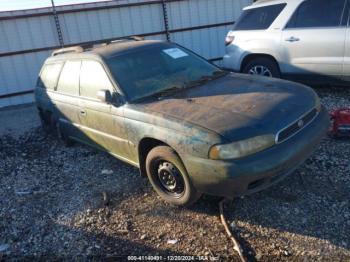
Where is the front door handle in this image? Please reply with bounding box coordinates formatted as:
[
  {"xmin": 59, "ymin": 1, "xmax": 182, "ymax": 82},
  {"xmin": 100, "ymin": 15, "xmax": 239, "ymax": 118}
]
[
  {"xmin": 285, "ymin": 36, "xmax": 300, "ymax": 42},
  {"xmin": 80, "ymin": 110, "xmax": 86, "ymax": 116}
]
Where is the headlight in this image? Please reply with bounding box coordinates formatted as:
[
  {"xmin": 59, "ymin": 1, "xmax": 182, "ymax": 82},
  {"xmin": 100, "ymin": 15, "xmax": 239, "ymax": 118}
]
[
  {"xmin": 209, "ymin": 134, "xmax": 275, "ymax": 160},
  {"xmin": 315, "ymin": 95, "xmax": 321, "ymax": 112}
]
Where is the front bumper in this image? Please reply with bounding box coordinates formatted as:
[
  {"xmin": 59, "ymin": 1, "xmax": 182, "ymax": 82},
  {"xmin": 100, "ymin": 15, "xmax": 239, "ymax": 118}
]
[{"xmin": 182, "ymin": 106, "xmax": 329, "ymax": 198}]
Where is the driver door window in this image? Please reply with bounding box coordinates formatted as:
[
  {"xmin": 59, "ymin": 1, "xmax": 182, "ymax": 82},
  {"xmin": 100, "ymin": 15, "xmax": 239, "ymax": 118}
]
[
  {"xmin": 286, "ymin": 0, "xmax": 346, "ymax": 28},
  {"xmin": 80, "ymin": 60, "xmax": 114, "ymax": 99}
]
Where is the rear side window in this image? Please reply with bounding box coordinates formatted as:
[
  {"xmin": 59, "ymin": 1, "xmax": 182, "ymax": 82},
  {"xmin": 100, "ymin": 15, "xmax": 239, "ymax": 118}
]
[
  {"xmin": 286, "ymin": 0, "xmax": 346, "ymax": 28},
  {"xmin": 56, "ymin": 60, "xmax": 81, "ymax": 95},
  {"xmin": 38, "ymin": 63, "xmax": 63, "ymax": 90},
  {"xmin": 80, "ymin": 60, "xmax": 114, "ymax": 99},
  {"xmin": 234, "ymin": 4, "xmax": 286, "ymax": 30}
]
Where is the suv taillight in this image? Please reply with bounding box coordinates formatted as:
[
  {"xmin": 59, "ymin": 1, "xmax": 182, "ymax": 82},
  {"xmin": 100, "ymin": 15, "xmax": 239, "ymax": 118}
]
[{"xmin": 225, "ymin": 35, "xmax": 235, "ymax": 46}]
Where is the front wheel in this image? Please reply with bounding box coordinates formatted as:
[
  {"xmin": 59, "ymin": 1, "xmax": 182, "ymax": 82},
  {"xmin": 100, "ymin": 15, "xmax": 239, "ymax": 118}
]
[
  {"xmin": 242, "ymin": 57, "xmax": 280, "ymax": 78},
  {"xmin": 146, "ymin": 146, "xmax": 202, "ymax": 207}
]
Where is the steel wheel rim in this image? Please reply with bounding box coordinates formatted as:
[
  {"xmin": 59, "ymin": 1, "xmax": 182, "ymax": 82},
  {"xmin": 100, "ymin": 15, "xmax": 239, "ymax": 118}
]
[
  {"xmin": 156, "ymin": 161, "xmax": 185, "ymax": 197},
  {"xmin": 248, "ymin": 65, "xmax": 272, "ymax": 77}
]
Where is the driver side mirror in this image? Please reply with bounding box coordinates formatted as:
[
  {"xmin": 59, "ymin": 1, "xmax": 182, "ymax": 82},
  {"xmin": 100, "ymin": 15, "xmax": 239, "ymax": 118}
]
[{"xmin": 97, "ymin": 89, "xmax": 112, "ymax": 104}]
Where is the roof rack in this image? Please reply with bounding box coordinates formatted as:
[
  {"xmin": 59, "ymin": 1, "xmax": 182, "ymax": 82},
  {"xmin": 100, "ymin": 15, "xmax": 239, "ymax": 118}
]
[
  {"xmin": 51, "ymin": 36, "xmax": 145, "ymax": 56},
  {"xmin": 252, "ymin": 0, "xmax": 275, "ymax": 4},
  {"xmin": 51, "ymin": 46, "xmax": 84, "ymax": 56},
  {"xmin": 104, "ymin": 36, "xmax": 145, "ymax": 45}
]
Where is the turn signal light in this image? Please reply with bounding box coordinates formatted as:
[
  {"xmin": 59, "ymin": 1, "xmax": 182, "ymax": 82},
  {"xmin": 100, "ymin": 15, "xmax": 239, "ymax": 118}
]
[{"xmin": 225, "ymin": 35, "xmax": 235, "ymax": 46}]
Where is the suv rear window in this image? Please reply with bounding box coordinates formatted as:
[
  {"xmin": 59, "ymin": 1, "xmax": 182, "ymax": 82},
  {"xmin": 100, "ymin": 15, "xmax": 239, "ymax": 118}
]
[
  {"xmin": 38, "ymin": 63, "xmax": 63, "ymax": 90},
  {"xmin": 234, "ymin": 4, "xmax": 286, "ymax": 31},
  {"xmin": 286, "ymin": 0, "xmax": 346, "ymax": 28}
]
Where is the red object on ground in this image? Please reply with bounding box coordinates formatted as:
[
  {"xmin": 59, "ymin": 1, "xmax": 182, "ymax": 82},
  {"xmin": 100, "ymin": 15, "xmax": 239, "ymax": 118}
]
[{"xmin": 329, "ymin": 108, "xmax": 350, "ymax": 137}]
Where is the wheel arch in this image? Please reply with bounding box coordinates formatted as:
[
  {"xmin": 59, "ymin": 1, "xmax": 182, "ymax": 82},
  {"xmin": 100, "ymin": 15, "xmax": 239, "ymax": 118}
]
[
  {"xmin": 240, "ymin": 53, "xmax": 281, "ymax": 73},
  {"xmin": 138, "ymin": 137, "xmax": 171, "ymax": 177},
  {"xmin": 38, "ymin": 107, "xmax": 53, "ymax": 125}
]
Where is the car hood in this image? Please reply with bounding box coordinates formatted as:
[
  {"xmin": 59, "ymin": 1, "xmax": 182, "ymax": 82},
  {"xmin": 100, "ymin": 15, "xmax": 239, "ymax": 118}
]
[{"xmin": 136, "ymin": 73, "xmax": 317, "ymax": 142}]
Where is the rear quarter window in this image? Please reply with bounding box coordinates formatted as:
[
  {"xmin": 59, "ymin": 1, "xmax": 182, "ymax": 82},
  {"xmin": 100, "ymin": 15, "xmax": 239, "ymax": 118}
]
[
  {"xmin": 38, "ymin": 63, "xmax": 63, "ymax": 90},
  {"xmin": 234, "ymin": 4, "xmax": 286, "ymax": 30}
]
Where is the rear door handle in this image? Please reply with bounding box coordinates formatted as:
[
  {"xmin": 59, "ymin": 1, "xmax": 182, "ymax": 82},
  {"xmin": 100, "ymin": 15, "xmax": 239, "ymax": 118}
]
[
  {"xmin": 80, "ymin": 110, "xmax": 86, "ymax": 116},
  {"xmin": 285, "ymin": 36, "xmax": 300, "ymax": 42}
]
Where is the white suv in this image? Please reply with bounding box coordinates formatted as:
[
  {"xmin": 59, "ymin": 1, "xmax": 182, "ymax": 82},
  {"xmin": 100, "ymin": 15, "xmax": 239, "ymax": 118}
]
[{"xmin": 223, "ymin": 0, "xmax": 349, "ymax": 85}]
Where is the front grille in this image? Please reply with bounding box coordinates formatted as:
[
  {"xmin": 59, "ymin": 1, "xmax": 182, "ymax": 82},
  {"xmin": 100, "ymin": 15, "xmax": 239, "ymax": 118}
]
[{"xmin": 277, "ymin": 108, "xmax": 318, "ymax": 143}]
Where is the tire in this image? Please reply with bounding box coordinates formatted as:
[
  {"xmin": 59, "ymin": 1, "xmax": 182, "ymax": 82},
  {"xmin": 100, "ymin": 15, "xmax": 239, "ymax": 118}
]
[
  {"xmin": 39, "ymin": 111, "xmax": 52, "ymax": 133},
  {"xmin": 242, "ymin": 57, "xmax": 281, "ymax": 78},
  {"xmin": 146, "ymin": 146, "xmax": 202, "ymax": 207},
  {"xmin": 54, "ymin": 117, "xmax": 74, "ymax": 147}
]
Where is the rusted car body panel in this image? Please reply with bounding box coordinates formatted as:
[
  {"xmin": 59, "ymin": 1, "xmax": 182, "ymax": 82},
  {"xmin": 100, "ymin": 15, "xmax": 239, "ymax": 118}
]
[
  {"xmin": 182, "ymin": 107, "xmax": 328, "ymax": 197},
  {"xmin": 35, "ymin": 40, "xmax": 329, "ymax": 198},
  {"xmin": 118, "ymin": 74, "xmax": 329, "ymax": 198}
]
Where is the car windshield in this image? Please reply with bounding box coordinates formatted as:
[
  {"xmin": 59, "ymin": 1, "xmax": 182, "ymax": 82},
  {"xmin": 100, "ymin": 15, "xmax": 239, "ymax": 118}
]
[{"xmin": 106, "ymin": 44, "xmax": 221, "ymax": 101}]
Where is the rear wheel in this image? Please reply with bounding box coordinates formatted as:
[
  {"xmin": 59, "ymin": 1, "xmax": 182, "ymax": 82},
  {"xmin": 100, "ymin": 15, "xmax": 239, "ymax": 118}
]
[
  {"xmin": 146, "ymin": 146, "xmax": 201, "ymax": 207},
  {"xmin": 242, "ymin": 57, "xmax": 280, "ymax": 78},
  {"xmin": 39, "ymin": 111, "xmax": 52, "ymax": 133},
  {"xmin": 54, "ymin": 118, "xmax": 74, "ymax": 147}
]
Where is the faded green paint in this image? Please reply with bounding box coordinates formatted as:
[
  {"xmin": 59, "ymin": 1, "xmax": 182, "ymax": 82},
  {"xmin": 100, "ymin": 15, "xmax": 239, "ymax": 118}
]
[{"xmin": 35, "ymin": 40, "xmax": 329, "ymax": 198}]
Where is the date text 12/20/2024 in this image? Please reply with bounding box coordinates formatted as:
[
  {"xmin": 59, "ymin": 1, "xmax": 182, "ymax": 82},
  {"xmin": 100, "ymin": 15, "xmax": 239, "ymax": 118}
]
[{"xmin": 127, "ymin": 255, "xmax": 219, "ymax": 261}]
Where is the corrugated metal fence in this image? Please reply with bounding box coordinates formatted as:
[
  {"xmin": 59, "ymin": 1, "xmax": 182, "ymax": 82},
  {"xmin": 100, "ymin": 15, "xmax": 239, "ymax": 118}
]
[{"xmin": 0, "ymin": 0, "xmax": 251, "ymax": 108}]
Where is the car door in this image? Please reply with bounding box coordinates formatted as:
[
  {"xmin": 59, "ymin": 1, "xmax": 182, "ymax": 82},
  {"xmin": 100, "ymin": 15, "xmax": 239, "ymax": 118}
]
[
  {"xmin": 54, "ymin": 60, "xmax": 84, "ymax": 140},
  {"xmin": 344, "ymin": 30, "xmax": 350, "ymax": 80},
  {"xmin": 78, "ymin": 59, "xmax": 133, "ymax": 162},
  {"xmin": 280, "ymin": 0, "xmax": 347, "ymax": 79},
  {"xmin": 342, "ymin": 1, "xmax": 350, "ymax": 80}
]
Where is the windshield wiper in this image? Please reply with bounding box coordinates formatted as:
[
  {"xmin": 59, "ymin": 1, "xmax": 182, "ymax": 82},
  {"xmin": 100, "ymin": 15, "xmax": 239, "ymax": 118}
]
[
  {"xmin": 185, "ymin": 70, "xmax": 229, "ymax": 88},
  {"xmin": 132, "ymin": 86, "xmax": 183, "ymax": 102},
  {"xmin": 134, "ymin": 70, "xmax": 230, "ymax": 102},
  {"xmin": 185, "ymin": 76, "xmax": 212, "ymax": 88},
  {"xmin": 155, "ymin": 85, "xmax": 185, "ymax": 98},
  {"xmin": 212, "ymin": 70, "xmax": 230, "ymax": 78}
]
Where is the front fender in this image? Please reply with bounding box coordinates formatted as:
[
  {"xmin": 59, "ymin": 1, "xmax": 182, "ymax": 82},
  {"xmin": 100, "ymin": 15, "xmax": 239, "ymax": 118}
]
[{"xmin": 123, "ymin": 107, "xmax": 225, "ymax": 163}]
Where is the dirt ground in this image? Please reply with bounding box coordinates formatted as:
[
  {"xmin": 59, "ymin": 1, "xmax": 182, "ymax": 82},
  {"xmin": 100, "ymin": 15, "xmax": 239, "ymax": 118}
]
[{"xmin": 0, "ymin": 87, "xmax": 349, "ymax": 261}]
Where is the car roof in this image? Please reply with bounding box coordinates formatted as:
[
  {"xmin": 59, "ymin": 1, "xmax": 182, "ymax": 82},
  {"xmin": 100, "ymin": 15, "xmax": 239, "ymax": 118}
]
[
  {"xmin": 45, "ymin": 39, "xmax": 170, "ymax": 63},
  {"xmin": 92, "ymin": 40, "xmax": 168, "ymax": 59}
]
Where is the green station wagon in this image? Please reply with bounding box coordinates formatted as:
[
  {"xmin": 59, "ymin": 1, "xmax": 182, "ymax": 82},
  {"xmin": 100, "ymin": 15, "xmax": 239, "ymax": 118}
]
[{"xmin": 35, "ymin": 38, "xmax": 329, "ymax": 206}]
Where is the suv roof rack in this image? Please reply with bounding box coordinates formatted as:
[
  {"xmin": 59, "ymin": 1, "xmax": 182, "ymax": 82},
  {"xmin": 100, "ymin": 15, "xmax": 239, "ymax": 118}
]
[{"xmin": 51, "ymin": 36, "xmax": 145, "ymax": 57}]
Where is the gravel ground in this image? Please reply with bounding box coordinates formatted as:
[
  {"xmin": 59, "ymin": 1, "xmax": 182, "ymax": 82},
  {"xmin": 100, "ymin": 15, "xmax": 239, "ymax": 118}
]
[
  {"xmin": 0, "ymin": 104, "xmax": 39, "ymax": 138},
  {"xmin": 0, "ymin": 87, "xmax": 349, "ymax": 261}
]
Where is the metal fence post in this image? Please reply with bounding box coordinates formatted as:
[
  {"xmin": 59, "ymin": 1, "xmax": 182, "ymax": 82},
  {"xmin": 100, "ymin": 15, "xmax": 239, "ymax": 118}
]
[
  {"xmin": 161, "ymin": 0, "xmax": 171, "ymax": 42},
  {"xmin": 51, "ymin": 0, "xmax": 64, "ymax": 47}
]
